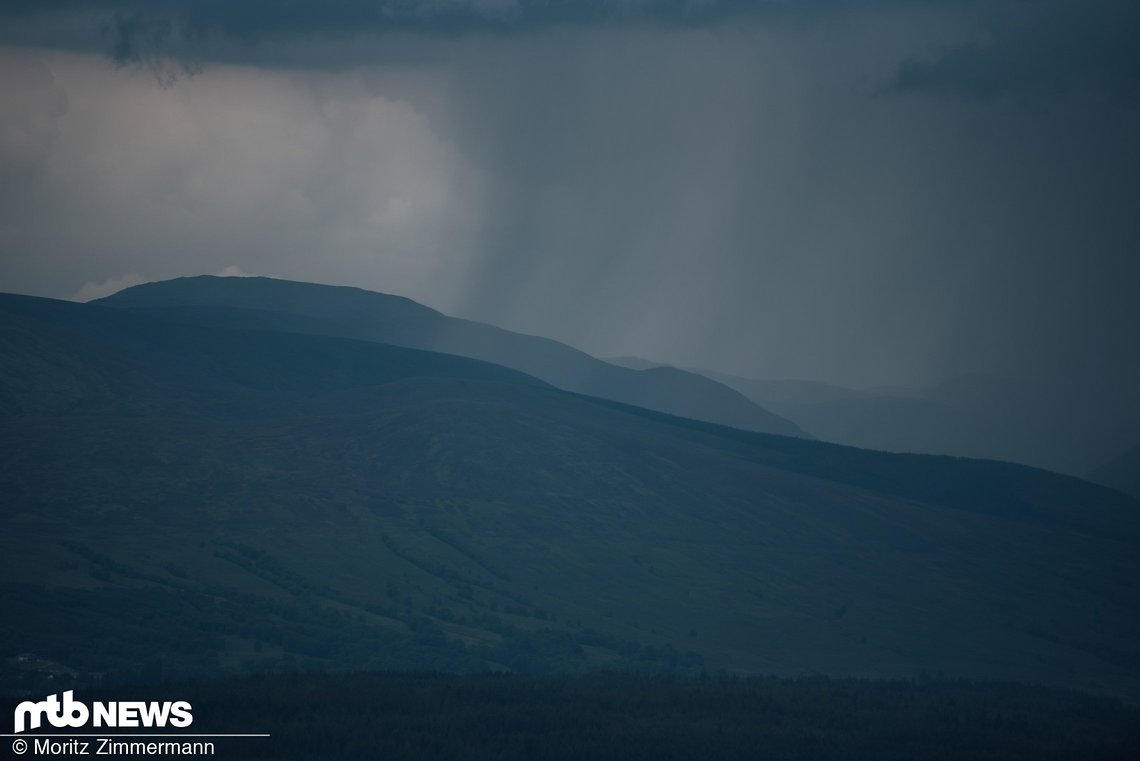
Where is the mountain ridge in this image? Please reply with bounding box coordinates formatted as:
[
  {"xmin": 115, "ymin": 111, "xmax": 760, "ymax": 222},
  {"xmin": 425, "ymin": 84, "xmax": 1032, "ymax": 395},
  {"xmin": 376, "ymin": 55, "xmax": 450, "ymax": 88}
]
[
  {"xmin": 674, "ymin": 365, "xmax": 1133, "ymax": 475},
  {"xmin": 3, "ymin": 291, "xmax": 1139, "ymax": 699},
  {"xmin": 94, "ymin": 276, "xmax": 808, "ymax": 439},
  {"xmin": 1088, "ymin": 444, "xmax": 1140, "ymax": 501}
]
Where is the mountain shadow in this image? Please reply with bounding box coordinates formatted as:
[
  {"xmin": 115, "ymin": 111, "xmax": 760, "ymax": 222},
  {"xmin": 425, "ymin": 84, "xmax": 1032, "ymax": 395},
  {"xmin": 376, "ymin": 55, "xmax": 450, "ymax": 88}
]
[
  {"xmin": 94, "ymin": 276, "xmax": 807, "ymax": 438},
  {"xmin": 1088, "ymin": 444, "xmax": 1140, "ymax": 500},
  {"xmin": 2, "ymin": 292, "xmax": 1139, "ymax": 701},
  {"xmin": 693, "ymin": 367, "xmax": 1134, "ymax": 476}
]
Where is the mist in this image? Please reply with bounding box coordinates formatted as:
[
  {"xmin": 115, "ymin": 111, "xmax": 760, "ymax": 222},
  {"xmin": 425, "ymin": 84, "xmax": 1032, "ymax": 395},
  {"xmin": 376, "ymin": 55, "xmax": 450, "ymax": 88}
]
[
  {"xmin": 1, "ymin": 0, "xmax": 1138, "ymax": 448},
  {"xmin": 5, "ymin": 3, "xmax": 1140, "ymax": 740}
]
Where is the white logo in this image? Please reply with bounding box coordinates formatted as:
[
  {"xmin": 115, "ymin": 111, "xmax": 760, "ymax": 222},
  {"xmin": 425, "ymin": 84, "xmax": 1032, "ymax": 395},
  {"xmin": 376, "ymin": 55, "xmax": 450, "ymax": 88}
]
[{"xmin": 13, "ymin": 691, "xmax": 193, "ymax": 734}]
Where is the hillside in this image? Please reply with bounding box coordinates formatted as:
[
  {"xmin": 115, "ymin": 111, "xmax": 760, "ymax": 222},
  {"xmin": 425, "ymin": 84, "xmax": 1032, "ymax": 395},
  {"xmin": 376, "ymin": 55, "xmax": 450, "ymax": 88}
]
[
  {"xmin": 695, "ymin": 369, "xmax": 875, "ymax": 406},
  {"xmin": 764, "ymin": 396, "xmax": 1022, "ymax": 462},
  {"xmin": 603, "ymin": 355, "xmax": 665, "ymax": 372},
  {"xmin": 95, "ymin": 276, "xmax": 806, "ymax": 438},
  {"xmin": 1089, "ymin": 445, "xmax": 1140, "ymax": 500},
  {"xmin": 696, "ymin": 368, "xmax": 1130, "ymax": 475},
  {"xmin": 0, "ymin": 293, "xmax": 547, "ymax": 418},
  {"xmin": 2, "ymin": 293, "xmax": 1139, "ymax": 701}
]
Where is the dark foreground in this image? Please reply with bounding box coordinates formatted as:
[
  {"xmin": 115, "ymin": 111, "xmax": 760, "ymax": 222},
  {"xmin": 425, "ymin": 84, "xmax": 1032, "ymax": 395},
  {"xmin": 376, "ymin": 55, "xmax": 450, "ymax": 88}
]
[{"xmin": 5, "ymin": 672, "xmax": 1139, "ymax": 760}]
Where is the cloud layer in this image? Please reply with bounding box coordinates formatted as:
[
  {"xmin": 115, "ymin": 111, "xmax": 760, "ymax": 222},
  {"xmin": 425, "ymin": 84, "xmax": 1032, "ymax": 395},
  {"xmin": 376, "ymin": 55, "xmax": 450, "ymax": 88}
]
[
  {"xmin": 1, "ymin": 1, "xmax": 1138, "ymax": 464},
  {"xmin": 2, "ymin": 1, "xmax": 1138, "ymax": 99}
]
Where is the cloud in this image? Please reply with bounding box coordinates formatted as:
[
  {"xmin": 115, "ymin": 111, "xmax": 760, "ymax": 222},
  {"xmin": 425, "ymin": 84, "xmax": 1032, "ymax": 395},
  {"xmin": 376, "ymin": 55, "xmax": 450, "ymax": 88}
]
[
  {"xmin": 0, "ymin": 47, "xmax": 484, "ymax": 310},
  {"xmin": 2, "ymin": 6, "xmax": 1138, "ymax": 465},
  {"xmin": 0, "ymin": 0, "xmax": 771, "ymax": 64},
  {"xmin": 887, "ymin": 0, "xmax": 1140, "ymax": 98},
  {"xmin": 3, "ymin": 1, "xmax": 1138, "ymax": 100},
  {"xmin": 213, "ymin": 265, "xmax": 258, "ymax": 278},
  {"xmin": 71, "ymin": 272, "xmax": 147, "ymax": 302}
]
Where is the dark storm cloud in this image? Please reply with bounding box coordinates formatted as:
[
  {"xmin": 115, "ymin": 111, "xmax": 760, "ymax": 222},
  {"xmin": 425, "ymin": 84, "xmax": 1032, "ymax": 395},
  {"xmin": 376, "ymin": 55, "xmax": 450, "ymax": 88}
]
[
  {"xmin": 3, "ymin": 0, "xmax": 774, "ymax": 34},
  {"xmin": 1, "ymin": 0, "xmax": 775, "ymax": 61},
  {"xmin": 0, "ymin": 1, "xmax": 792, "ymax": 78},
  {"xmin": 889, "ymin": 0, "xmax": 1140, "ymax": 98},
  {"xmin": 1, "ymin": 0, "xmax": 1138, "ymax": 472},
  {"xmin": 4, "ymin": 1, "xmax": 1138, "ymax": 100}
]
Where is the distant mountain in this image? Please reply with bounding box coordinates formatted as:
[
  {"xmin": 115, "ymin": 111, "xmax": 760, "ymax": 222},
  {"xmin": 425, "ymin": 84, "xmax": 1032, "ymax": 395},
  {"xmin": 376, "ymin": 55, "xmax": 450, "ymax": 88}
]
[
  {"xmin": 606, "ymin": 360, "xmax": 876, "ymax": 406},
  {"xmin": 1088, "ymin": 445, "xmax": 1140, "ymax": 500},
  {"xmin": 694, "ymin": 368, "xmax": 1133, "ymax": 475},
  {"xmin": 696, "ymin": 370, "xmax": 873, "ymax": 406},
  {"xmin": 3, "ymin": 293, "xmax": 1139, "ymax": 699},
  {"xmin": 765, "ymin": 396, "xmax": 1033, "ymax": 460},
  {"xmin": 95, "ymin": 276, "xmax": 806, "ymax": 438},
  {"xmin": 683, "ymin": 369, "xmax": 1023, "ymax": 463},
  {"xmin": 603, "ymin": 356, "xmax": 666, "ymax": 372},
  {"xmin": 901, "ymin": 373, "xmax": 1140, "ymax": 475}
]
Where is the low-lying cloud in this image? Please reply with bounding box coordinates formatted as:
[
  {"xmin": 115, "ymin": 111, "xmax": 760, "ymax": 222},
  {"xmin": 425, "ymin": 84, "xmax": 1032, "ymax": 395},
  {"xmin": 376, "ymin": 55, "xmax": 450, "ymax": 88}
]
[{"xmin": 1, "ymin": 0, "xmax": 1138, "ymax": 465}]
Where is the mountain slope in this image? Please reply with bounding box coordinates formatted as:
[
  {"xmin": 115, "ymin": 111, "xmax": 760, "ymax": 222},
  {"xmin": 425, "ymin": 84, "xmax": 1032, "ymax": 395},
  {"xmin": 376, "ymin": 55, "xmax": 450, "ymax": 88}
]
[
  {"xmin": 2, "ymin": 293, "xmax": 1139, "ymax": 700},
  {"xmin": 603, "ymin": 355, "xmax": 665, "ymax": 372},
  {"xmin": 764, "ymin": 396, "xmax": 1018, "ymax": 459},
  {"xmin": 94, "ymin": 276, "xmax": 807, "ymax": 438},
  {"xmin": 696, "ymin": 368, "xmax": 1124, "ymax": 475},
  {"xmin": 1088, "ymin": 445, "xmax": 1140, "ymax": 500},
  {"xmin": 695, "ymin": 369, "xmax": 874, "ymax": 406},
  {"xmin": 0, "ymin": 293, "xmax": 547, "ymax": 417}
]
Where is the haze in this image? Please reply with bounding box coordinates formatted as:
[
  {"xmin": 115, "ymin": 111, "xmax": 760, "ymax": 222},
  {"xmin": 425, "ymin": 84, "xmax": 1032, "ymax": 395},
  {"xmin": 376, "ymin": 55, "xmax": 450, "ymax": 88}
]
[{"xmin": 1, "ymin": 0, "xmax": 1138, "ymax": 457}]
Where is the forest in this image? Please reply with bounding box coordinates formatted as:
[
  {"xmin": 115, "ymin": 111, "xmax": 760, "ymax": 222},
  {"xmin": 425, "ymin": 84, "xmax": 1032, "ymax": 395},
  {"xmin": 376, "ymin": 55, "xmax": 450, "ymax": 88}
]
[{"xmin": 5, "ymin": 672, "xmax": 1140, "ymax": 760}]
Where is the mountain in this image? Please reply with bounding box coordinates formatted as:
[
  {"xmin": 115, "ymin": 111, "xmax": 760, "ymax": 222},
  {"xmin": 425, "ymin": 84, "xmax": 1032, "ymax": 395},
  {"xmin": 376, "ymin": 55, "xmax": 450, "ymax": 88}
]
[
  {"xmin": 3, "ymin": 292, "xmax": 1139, "ymax": 699},
  {"xmin": 93, "ymin": 276, "xmax": 806, "ymax": 439},
  {"xmin": 0, "ymin": 292, "xmax": 547, "ymax": 418},
  {"xmin": 694, "ymin": 370, "xmax": 873, "ymax": 406},
  {"xmin": 604, "ymin": 355, "xmax": 667, "ymax": 372},
  {"xmin": 921, "ymin": 374, "xmax": 1140, "ymax": 475},
  {"xmin": 695, "ymin": 368, "xmax": 1134, "ymax": 475},
  {"xmin": 606, "ymin": 361, "xmax": 883, "ymax": 407},
  {"xmin": 765, "ymin": 396, "xmax": 1026, "ymax": 459},
  {"xmin": 680, "ymin": 369, "xmax": 1046, "ymax": 466},
  {"xmin": 1088, "ymin": 445, "xmax": 1140, "ymax": 500}
]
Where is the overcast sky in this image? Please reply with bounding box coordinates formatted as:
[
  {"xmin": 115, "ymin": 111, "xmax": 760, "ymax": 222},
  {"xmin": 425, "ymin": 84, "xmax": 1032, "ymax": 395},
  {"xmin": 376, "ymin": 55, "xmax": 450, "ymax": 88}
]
[{"xmin": 1, "ymin": 1, "xmax": 1137, "ymax": 414}]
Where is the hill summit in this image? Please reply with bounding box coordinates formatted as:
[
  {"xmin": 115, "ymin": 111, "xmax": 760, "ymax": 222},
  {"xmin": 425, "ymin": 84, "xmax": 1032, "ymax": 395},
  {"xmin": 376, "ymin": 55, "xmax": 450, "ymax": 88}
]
[
  {"xmin": 1, "ymin": 287, "xmax": 1138, "ymax": 700},
  {"xmin": 97, "ymin": 276, "xmax": 807, "ymax": 438}
]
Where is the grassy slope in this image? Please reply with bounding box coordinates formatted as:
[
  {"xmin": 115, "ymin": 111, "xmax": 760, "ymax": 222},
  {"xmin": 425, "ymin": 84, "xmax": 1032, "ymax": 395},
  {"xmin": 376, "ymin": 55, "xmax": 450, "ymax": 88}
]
[
  {"xmin": 95, "ymin": 275, "xmax": 807, "ymax": 438},
  {"xmin": 1, "ymin": 294, "xmax": 1138, "ymax": 700}
]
